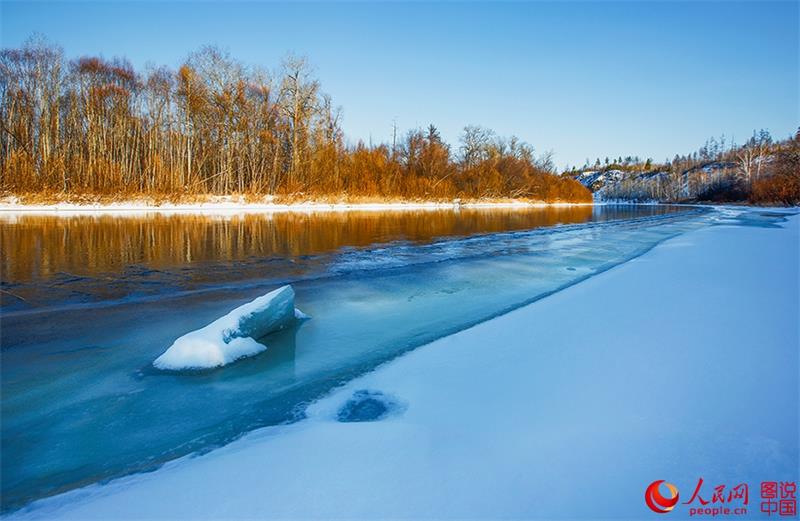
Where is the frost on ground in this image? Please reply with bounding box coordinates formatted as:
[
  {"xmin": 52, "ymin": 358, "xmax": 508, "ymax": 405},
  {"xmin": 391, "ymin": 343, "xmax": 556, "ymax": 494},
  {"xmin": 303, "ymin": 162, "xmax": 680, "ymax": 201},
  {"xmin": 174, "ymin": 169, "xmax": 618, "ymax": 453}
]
[
  {"xmin": 11, "ymin": 210, "xmax": 798, "ymax": 520},
  {"xmin": 153, "ymin": 285, "xmax": 307, "ymax": 370}
]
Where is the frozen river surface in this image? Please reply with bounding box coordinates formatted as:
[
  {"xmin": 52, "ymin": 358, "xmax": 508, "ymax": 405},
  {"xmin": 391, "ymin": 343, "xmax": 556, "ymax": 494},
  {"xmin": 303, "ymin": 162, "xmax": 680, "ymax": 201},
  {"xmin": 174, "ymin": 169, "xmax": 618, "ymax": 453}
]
[{"xmin": 1, "ymin": 205, "xmax": 708, "ymax": 511}]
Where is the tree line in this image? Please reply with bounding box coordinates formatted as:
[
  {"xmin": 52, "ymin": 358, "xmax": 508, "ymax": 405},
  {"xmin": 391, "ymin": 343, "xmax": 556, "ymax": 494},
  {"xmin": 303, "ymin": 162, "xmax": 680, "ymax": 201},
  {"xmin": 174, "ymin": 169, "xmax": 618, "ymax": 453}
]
[{"xmin": 0, "ymin": 36, "xmax": 591, "ymax": 203}]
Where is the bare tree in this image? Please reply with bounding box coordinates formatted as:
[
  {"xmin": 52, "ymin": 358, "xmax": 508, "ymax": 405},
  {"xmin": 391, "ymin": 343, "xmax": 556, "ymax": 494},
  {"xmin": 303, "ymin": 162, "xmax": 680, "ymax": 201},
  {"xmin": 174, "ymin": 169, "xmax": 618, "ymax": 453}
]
[
  {"xmin": 279, "ymin": 55, "xmax": 319, "ymax": 190},
  {"xmin": 459, "ymin": 125, "xmax": 493, "ymax": 168}
]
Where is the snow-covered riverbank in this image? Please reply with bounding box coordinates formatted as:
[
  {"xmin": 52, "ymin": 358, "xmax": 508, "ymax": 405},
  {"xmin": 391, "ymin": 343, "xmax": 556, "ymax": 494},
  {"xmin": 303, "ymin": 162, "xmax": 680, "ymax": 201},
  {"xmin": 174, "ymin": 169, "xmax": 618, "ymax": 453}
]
[
  {"xmin": 0, "ymin": 195, "xmax": 590, "ymax": 216},
  {"xmin": 8, "ymin": 209, "xmax": 798, "ymax": 520}
]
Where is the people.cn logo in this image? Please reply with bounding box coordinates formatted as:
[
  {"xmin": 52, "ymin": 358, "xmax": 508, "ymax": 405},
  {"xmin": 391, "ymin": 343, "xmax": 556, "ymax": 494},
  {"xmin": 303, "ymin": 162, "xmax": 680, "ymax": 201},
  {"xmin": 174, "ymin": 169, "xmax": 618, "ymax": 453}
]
[{"xmin": 645, "ymin": 480, "xmax": 680, "ymax": 514}]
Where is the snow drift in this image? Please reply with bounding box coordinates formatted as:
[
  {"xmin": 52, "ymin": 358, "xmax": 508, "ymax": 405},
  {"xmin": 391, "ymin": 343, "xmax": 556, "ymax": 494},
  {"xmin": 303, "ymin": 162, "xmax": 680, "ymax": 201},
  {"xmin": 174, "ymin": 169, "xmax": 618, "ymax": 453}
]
[{"xmin": 153, "ymin": 285, "xmax": 307, "ymax": 370}]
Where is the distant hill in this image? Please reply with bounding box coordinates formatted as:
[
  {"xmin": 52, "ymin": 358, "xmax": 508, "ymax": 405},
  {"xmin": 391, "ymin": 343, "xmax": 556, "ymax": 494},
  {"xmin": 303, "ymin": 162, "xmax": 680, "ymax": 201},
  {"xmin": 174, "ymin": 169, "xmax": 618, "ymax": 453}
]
[
  {"xmin": 572, "ymin": 161, "xmax": 741, "ymax": 202},
  {"xmin": 567, "ymin": 130, "xmax": 798, "ymax": 205}
]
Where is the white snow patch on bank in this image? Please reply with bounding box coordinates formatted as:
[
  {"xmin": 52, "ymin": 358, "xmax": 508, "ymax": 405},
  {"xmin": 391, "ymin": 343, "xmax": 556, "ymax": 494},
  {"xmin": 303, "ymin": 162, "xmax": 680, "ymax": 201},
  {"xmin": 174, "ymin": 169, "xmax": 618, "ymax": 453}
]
[
  {"xmin": 153, "ymin": 285, "xmax": 305, "ymax": 370},
  {"xmin": 11, "ymin": 211, "xmax": 799, "ymax": 519},
  {"xmin": 0, "ymin": 195, "xmax": 590, "ymax": 218}
]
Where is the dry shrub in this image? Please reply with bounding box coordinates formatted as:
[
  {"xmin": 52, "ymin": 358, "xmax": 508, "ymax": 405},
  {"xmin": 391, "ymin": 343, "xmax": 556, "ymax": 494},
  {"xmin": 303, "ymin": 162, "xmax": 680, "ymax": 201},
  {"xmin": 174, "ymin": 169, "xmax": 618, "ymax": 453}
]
[
  {"xmin": 751, "ymin": 175, "xmax": 800, "ymax": 206},
  {"xmin": 751, "ymin": 133, "xmax": 800, "ymax": 206}
]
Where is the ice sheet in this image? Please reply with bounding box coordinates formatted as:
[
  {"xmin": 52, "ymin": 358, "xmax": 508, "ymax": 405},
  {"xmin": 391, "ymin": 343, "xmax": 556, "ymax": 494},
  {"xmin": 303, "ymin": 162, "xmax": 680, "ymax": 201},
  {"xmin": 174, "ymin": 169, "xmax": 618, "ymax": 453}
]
[{"xmin": 10, "ymin": 209, "xmax": 797, "ymax": 520}]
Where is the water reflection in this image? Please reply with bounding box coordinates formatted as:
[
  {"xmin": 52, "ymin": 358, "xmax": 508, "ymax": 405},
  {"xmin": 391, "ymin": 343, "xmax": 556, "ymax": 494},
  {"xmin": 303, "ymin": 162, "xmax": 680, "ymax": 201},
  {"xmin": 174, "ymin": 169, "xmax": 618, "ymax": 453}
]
[{"xmin": 1, "ymin": 205, "xmax": 685, "ymax": 311}]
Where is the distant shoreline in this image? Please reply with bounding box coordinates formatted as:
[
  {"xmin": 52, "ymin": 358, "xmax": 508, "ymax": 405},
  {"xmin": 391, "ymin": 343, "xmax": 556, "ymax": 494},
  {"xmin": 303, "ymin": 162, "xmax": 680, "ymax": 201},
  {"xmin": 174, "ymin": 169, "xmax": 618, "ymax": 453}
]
[{"xmin": 0, "ymin": 196, "xmax": 596, "ymax": 215}]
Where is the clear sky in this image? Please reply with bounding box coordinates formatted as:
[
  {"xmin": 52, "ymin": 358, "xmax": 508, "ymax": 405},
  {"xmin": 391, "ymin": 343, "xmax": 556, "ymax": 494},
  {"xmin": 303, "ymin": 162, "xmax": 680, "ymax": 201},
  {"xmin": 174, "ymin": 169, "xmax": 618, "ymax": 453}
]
[{"xmin": 2, "ymin": 1, "xmax": 798, "ymax": 168}]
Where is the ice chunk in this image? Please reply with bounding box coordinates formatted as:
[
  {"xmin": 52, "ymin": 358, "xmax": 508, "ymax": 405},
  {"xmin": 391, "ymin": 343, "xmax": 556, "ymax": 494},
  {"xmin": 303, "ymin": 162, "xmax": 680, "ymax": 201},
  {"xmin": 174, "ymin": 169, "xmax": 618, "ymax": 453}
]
[{"xmin": 153, "ymin": 285, "xmax": 306, "ymax": 370}]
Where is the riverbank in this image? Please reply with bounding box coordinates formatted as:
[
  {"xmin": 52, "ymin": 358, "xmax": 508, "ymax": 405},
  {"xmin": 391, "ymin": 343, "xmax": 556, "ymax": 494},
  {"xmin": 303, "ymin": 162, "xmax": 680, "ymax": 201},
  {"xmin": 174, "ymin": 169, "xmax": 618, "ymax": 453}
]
[
  {"xmin": 8, "ymin": 208, "xmax": 797, "ymax": 520},
  {"xmin": 0, "ymin": 194, "xmax": 592, "ymax": 214}
]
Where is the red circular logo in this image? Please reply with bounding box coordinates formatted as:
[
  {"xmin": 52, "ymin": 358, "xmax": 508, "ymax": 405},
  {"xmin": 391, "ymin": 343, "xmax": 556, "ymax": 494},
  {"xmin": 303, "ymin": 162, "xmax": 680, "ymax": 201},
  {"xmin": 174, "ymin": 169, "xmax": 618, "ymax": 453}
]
[{"xmin": 645, "ymin": 480, "xmax": 680, "ymax": 514}]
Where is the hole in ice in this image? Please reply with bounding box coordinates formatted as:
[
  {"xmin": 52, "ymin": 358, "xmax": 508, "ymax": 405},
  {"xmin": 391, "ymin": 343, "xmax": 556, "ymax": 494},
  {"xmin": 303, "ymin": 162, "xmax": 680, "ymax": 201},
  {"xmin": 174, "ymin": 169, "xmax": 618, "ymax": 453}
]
[
  {"xmin": 337, "ymin": 390, "xmax": 405, "ymax": 422},
  {"xmin": 566, "ymin": 267, "xmax": 576, "ymax": 271}
]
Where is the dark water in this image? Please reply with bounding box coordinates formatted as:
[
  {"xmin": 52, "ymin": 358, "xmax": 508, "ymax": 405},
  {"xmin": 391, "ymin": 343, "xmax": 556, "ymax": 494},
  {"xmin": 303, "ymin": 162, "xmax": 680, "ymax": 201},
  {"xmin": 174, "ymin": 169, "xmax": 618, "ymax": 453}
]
[
  {"xmin": 1, "ymin": 205, "xmax": 683, "ymax": 313},
  {"xmin": 0, "ymin": 204, "xmax": 705, "ymax": 512}
]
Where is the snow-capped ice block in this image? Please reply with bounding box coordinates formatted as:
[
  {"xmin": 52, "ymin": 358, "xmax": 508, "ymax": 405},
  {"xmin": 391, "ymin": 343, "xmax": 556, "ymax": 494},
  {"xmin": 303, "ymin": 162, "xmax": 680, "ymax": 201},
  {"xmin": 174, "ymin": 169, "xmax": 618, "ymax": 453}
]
[{"xmin": 153, "ymin": 285, "xmax": 306, "ymax": 370}]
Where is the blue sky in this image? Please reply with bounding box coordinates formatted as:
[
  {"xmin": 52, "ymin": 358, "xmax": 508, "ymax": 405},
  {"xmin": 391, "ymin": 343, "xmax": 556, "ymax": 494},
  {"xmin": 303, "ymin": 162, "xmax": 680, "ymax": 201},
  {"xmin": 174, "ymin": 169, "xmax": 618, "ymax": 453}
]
[{"xmin": 2, "ymin": 1, "xmax": 797, "ymax": 168}]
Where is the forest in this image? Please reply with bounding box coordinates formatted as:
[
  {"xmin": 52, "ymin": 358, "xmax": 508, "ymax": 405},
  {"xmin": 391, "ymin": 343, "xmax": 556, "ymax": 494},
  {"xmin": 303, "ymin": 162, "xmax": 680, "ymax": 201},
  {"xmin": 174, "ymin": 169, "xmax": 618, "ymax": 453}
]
[
  {"xmin": 568, "ymin": 129, "xmax": 800, "ymax": 205},
  {"xmin": 0, "ymin": 37, "xmax": 591, "ymax": 203}
]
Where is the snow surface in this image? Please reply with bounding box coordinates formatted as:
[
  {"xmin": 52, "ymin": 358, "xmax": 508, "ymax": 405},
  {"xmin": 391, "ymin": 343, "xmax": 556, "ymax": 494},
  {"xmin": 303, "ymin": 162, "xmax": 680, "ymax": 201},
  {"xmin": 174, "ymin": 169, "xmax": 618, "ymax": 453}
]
[
  {"xmin": 153, "ymin": 285, "xmax": 305, "ymax": 370},
  {"xmin": 0, "ymin": 196, "xmax": 590, "ymax": 217},
  {"xmin": 9, "ymin": 210, "xmax": 798, "ymax": 519}
]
